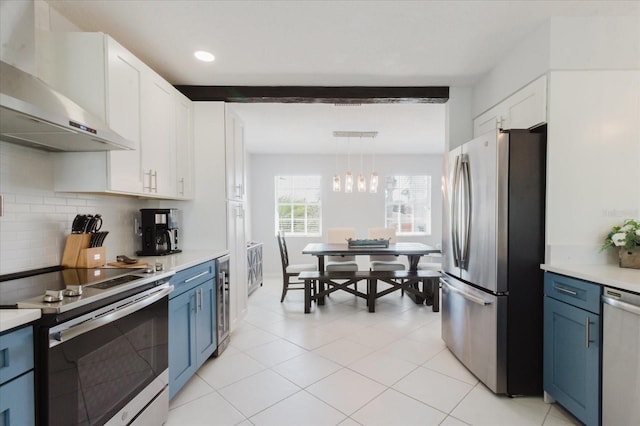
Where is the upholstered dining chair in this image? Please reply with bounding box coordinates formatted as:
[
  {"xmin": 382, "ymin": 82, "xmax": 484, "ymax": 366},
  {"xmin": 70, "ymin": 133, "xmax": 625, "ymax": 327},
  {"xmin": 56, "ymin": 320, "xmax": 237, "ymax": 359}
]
[
  {"xmin": 277, "ymin": 231, "xmax": 317, "ymax": 302},
  {"xmin": 418, "ymin": 252, "xmax": 442, "ymax": 271},
  {"xmin": 368, "ymin": 227, "xmax": 405, "ymax": 271},
  {"xmin": 326, "ymin": 227, "xmax": 359, "ymax": 272}
]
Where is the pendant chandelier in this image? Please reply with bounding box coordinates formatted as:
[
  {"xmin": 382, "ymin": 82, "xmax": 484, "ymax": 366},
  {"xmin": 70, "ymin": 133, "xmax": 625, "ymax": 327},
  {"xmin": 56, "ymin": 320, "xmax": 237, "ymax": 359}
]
[{"xmin": 332, "ymin": 131, "xmax": 378, "ymax": 194}]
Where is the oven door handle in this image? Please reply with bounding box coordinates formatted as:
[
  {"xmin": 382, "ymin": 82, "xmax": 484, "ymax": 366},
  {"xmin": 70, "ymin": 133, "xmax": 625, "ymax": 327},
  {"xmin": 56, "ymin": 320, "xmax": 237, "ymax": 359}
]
[{"xmin": 49, "ymin": 285, "xmax": 174, "ymax": 348}]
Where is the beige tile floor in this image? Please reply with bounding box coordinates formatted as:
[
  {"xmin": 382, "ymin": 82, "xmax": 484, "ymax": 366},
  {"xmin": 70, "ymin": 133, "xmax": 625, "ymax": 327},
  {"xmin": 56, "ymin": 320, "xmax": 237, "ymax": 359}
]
[{"xmin": 166, "ymin": 277, "xmax": 580, "ymax": 426}]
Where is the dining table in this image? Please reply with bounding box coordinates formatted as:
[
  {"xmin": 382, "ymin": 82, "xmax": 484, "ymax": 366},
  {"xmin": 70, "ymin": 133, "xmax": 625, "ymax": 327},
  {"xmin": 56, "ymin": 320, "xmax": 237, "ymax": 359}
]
[
  {"xmin": 301, "ymin": 241, "xmax": 440, "ymax": 272},
  {"xmin": 300, "ymin": 242, "xmax": 441, "ymax": 312}
]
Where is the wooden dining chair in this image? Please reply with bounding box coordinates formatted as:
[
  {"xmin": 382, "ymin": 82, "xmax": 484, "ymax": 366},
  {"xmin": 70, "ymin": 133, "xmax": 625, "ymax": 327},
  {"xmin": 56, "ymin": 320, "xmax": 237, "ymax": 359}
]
[
  {"xmin": 326, "ymin": 228, "xmax": 359, "ymax": 272},
  {"xmin": 368, "ymin": 227, "xmax": 405, "ymax": 271},
  {"xmin": 277, "ymin": 231, "xmax": 317, "ymax": 302}
]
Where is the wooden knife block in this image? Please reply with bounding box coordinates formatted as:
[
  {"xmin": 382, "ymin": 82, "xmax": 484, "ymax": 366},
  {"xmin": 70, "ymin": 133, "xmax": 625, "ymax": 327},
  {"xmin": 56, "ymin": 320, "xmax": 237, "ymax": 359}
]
[{"xmin": 61, "ymin": 234, "xmax": 106, "ymax": 268}]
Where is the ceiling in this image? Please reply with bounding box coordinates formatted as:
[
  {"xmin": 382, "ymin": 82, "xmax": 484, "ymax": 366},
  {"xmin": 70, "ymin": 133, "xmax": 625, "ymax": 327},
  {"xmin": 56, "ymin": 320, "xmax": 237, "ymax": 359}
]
[{"xmin": 45, "ymin": 1, "xmax": 638, "ymax": 154}]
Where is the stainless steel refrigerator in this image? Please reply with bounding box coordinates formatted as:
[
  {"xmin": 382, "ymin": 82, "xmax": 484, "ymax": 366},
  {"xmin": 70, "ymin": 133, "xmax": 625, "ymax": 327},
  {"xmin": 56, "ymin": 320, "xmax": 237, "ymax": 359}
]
[{"xmin": 441, "ymin": 127, "xmax": 546, "ymax": 395}]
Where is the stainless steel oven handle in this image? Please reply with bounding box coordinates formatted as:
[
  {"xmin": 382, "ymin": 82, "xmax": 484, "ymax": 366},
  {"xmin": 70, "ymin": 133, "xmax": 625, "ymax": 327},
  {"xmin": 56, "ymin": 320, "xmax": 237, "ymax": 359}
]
[
  {"xmin": 602, "ymin": 295, "xmax": 640, "ymax": 316},
  {"xmin": 49, "ymin": 285, "xmax": 173, "ymax": 348},
  {"xmin": 441, "ymin": 278, "xmax": 492, "ymax": 306}
]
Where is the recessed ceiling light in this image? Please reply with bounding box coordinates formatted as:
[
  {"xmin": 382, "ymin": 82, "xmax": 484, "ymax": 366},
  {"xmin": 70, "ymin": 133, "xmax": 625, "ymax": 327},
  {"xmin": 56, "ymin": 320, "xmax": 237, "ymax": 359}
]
[{"xmin": 194, "ymin": 50, "xmax": 215, "ymax": 62}]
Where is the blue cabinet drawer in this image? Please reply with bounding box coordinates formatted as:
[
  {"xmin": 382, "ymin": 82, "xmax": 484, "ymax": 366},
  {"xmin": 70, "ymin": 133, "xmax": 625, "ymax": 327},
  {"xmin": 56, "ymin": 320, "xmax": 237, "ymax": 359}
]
[
  {"xmin": 170, "ymin": 261, "xmax": 215, "ymax": 298},
  {"xmin": 0, "ymin": 370, "xmax": 35, "ymax": 426},
  {"xmin": 0, "ymin": 326, "xmax": 34, "ymax": 385},
  {"xmin": 544, "ymin": 272, "xmax": 601, "ymax": 314}
]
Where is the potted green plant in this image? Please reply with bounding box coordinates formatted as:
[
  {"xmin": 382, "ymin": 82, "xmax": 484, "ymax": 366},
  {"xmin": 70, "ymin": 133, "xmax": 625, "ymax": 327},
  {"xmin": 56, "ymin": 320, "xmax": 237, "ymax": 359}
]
[{"xmin": 600, "ymin": 219, "xmax": 640, "ymax": 269}]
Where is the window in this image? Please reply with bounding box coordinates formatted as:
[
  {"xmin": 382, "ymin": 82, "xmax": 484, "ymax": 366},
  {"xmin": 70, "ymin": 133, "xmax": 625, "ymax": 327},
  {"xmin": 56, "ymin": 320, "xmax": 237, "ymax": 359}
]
[
  {"xmin": 275, "ymin": 175, "xmax": 321, "ymax": 236},
  {"xmin": 385, "ymin": 175, "xmax": 431, "ymax": 235}
]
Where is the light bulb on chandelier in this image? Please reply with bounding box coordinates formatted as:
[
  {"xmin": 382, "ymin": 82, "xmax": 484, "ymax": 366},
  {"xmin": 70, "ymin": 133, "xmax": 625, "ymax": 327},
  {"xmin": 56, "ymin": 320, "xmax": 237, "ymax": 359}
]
[
  {"xmin": 332, "ymin": 174, "xmax": 341, "ymax": 192},
  {"xmin": 344, "ymin": 136, "xmax": 353, "ymax": 192},
  {"xmin": 358, "ymin": 136, "xmax": 366, "ymax": 192},
  {"xmin": 332, "ymin": 137, "xmax": 341, "ymax": 192},
  {"xmin": 345, "ymin": 172, "xmax": 354, "ymax": 193},
  {"xmin": 370, "ymin": 172, "xmax": 378, "ymax": 193}
]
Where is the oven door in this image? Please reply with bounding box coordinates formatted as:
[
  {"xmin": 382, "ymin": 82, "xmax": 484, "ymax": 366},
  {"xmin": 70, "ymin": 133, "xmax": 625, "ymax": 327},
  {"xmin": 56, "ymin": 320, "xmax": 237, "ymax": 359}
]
[{"xmin": 44, "ymin": 285, "xmax": 172, "ymax": 425}]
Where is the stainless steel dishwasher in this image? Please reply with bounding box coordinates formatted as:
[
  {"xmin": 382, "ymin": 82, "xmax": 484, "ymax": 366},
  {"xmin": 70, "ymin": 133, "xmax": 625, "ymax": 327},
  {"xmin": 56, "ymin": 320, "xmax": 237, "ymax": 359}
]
[{"xmin": 602, "ymin": 287, "xmax": 640, "ymax": 426}]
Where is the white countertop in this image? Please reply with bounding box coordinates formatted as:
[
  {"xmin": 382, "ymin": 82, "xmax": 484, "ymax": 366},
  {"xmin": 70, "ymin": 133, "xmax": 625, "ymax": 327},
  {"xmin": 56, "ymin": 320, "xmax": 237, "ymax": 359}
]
[
  {"xmin": 541, "ymin": 263, "xmax": 640, "ymax": 293},
  {"xmin": 137, "ymin": 249, "xmax": 229, "ymax": 272},
  {"xmin": 0, "ymin": 309, "xmax": 41, "ymax": 333}
]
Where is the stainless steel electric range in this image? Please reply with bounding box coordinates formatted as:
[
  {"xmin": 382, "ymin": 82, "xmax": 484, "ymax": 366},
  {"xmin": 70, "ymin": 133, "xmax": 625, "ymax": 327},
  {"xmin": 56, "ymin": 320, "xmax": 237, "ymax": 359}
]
[{"xmin": 0, "ymin": 266, "xmax": 175, "ymax": 426}]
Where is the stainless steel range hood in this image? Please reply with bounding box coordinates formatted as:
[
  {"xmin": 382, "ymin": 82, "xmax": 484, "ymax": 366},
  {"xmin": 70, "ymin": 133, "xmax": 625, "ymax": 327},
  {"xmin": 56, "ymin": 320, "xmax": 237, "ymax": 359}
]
[{"xmin": 0, "ymin": 61, "xmax": 134, "ymax": 151}]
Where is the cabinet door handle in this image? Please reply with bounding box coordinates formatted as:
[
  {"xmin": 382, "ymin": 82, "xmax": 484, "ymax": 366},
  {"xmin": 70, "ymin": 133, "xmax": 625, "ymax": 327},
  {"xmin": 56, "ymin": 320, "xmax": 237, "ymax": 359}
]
[
  {"xmin": 185, "ymin": 271, "xmax": 208, "ymax": 283},
  {"xmin": 152, "ymin": 170, "xmax": 158, "ymax": 193},
  {"xmin": 196, "ymin": 288, "xmax": 202, "ymax": 312},
  {"xmin": 585, "ymin": 317, "xmax": 593, "ymax": 348},
  {"xmin": 554, "ymin": 285, "xmax": 578, "ymax": 296},
  {"xmin": 0, "ymin": 347, "xmax": 9, "ymax": 368},
  {"xmin": 1, "ymin": 408, "xmax": 10, "ymax": 425},
  {"xmin": 144, "ymin": 170, "xmax": 153, "ymax": 192},
  {"xmin": 179, "ymin": 178, "xmax": 185, "ymax": 195}
]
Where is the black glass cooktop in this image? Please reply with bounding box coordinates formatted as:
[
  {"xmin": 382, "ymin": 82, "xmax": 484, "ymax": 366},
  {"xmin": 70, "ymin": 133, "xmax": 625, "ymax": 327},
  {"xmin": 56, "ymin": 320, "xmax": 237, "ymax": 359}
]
[{"xmin": 0, "ymin": 267, "xmax": 142, "ymax": 307}]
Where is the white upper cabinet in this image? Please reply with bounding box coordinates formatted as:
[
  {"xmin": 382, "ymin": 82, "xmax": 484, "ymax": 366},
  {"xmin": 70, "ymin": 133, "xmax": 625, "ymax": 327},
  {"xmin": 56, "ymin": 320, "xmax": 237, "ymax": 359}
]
[
  {"xmin": 106, "ymin": 38, "xmax": 144, "ymax": 193},
  {"xmin": 41, "ymin": 32, "xmax": 193, "ymax": 199},
  {"xmin": 141, "ymin": 75, "xmax": 177, "ymax": 197},
  {"xmin": 473, "ymin": 75, "xmax": 547, "ymax": 136},
  {"xmin": 39, "ymin": 33, "xmax": 142, "ymax": 150},
  {"xmin": 175, "ymin": 95, "xmax": 194, "ymax": 199},
  {"xmin": 225, "ymin": 106, "xmax": 246, "ymax": 201}
]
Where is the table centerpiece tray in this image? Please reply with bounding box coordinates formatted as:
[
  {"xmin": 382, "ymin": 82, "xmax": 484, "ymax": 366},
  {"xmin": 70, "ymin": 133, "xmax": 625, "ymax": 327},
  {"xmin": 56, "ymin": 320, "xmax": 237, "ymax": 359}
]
[{"xmin": 347, "ymin": 238, "xmax": 390, "ymax": 248}]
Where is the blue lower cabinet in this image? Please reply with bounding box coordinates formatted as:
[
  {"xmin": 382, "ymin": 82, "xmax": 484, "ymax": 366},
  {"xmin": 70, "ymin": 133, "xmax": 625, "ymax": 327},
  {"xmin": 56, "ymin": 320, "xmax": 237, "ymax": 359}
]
[
  {"xmin": 169, "ymin": 261, "xmax": 217, "ymax": 399},
  {"xmin": 168, "ymin": 289, "xmax": 198, "ymax": 399},
  {"xmin": 0, "ymin": 325, "xmax": 35, "ymax": 426},
  {"xmin": 195, "ymin": 281, "xmax": 216, "ymax": 367},
  {"xmin": 0, "ymin": 371, "xmax": 35, "ymax": 426},
  {"xmin": 544, "ymin": 272, "xmax": 601, "ymax": 426}
]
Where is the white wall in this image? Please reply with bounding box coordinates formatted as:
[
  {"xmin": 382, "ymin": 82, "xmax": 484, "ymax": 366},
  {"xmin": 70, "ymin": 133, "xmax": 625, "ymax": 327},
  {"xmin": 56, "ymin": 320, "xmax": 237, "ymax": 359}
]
[
  {"xmin": 248, "ymin": 153, "xmax": 443, "ymax": 276},
  {"xmin": 549, "ymin": 16, "xmax": 640, "ymax": 71},
  {"xmin": 0, "ymin": 142, "xmax": 151, "ymax": 274},
  {"xmin": 546, "ymin": 70, "xmax": 640, "ymax": 264}
]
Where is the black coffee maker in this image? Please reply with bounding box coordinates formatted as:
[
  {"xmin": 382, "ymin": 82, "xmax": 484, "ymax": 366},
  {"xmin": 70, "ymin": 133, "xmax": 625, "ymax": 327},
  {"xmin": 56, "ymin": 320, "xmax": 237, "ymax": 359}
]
[{"xmin": 137, "ymin": 208, "xmax": 182, "ymax": 256}]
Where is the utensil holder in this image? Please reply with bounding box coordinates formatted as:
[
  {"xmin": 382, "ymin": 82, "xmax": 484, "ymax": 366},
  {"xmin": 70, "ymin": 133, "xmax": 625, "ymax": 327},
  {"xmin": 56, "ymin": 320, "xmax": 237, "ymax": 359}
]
[
  {"xmin": 76, "ymin": 247, "xmax": 107, "ymax": 268},
  {"xmin": 61, "ymin": 234, "xmax": 92, "ymax": 267},
  {"xmin": 61, "ymin": 234, "xmax": 107, "ymax": 268}
]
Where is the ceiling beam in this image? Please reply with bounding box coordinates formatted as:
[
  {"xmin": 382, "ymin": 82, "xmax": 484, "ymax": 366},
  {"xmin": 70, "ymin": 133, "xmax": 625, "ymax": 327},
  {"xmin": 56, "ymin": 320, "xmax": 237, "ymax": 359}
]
[{"xmin": 174, "ymin": 85, "xmax": 449, "ymax": 104}]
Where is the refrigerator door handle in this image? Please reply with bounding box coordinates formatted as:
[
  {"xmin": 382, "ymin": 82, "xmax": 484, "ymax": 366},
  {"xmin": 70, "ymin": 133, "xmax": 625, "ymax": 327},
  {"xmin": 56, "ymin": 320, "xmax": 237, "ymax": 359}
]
[
  {"xmin": 451, "ymin": 155, "xmax": 462, "ymax": 267},
  {"xmin": 441, "ymin": 278, "xmax": 492, "ymax": 306},
  {"xmin": 458, "ymin": 155, "xmax": 471, "ymax": 268}
]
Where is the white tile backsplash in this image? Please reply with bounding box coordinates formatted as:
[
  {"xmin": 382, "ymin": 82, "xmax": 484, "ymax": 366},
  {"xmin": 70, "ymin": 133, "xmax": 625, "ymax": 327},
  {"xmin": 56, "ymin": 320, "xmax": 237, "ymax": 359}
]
[{"xmin": 0, "ymin": 141, "xmax": 148, "ymax": 274}]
